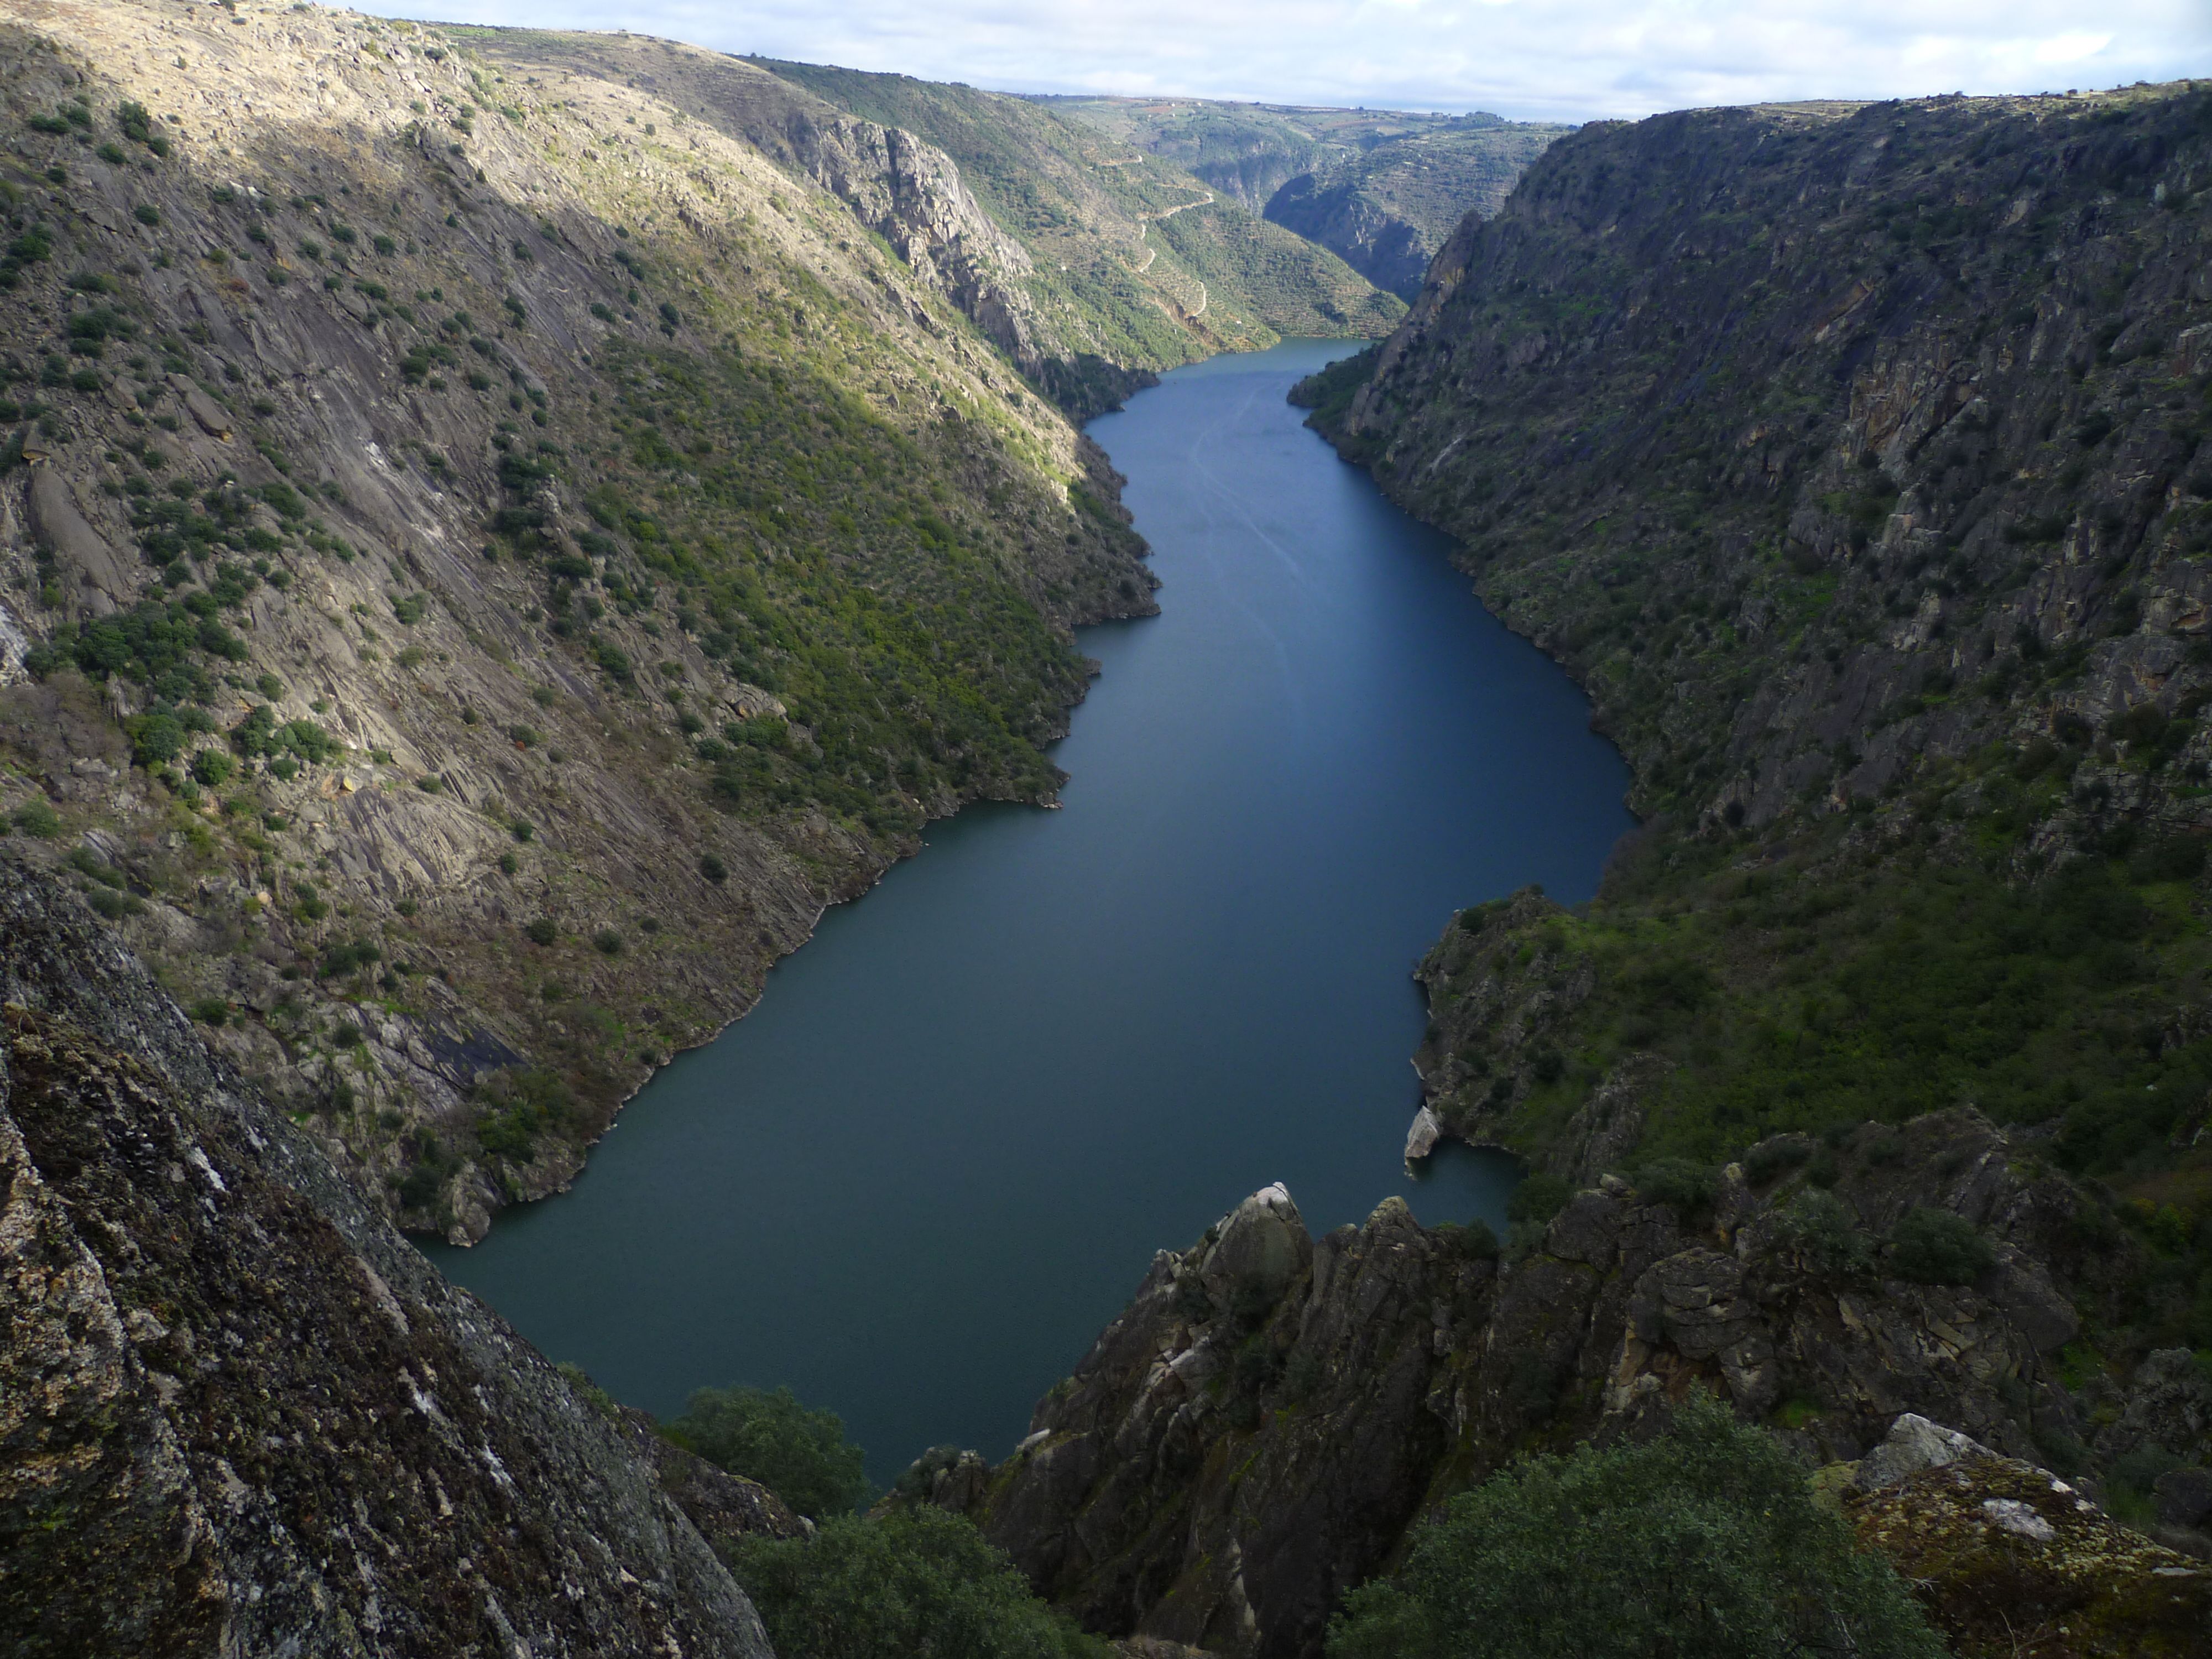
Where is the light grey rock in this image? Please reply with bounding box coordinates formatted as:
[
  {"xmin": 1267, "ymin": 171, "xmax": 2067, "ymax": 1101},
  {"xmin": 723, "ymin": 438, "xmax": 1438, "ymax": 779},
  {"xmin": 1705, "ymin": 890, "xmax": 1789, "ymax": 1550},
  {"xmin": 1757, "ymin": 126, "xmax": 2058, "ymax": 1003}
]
[
  {"xmin": 1402, "ymin": 1105, "xmax": 1441, "ymax": 1160},
  {"xmin": 1856, "ymin": 1412, "xmax": 1994, "ymax": 1491},
  {"xmin": 1981, "ymin": 1496, "xmax": 2057, "ymax": 1541}
]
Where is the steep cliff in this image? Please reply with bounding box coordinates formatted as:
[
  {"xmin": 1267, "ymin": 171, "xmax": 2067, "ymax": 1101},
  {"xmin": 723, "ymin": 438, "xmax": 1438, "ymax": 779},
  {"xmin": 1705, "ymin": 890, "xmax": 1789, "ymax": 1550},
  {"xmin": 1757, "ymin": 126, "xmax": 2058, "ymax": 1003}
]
[
  {"xmin": 1296, "ymin": 82, "xmax": 2212, "ymax": 1364},
  {"xmin": 956, "ymin": 81, "xmax": 2212, "ymax": 1659},
  {"xmin": 0, "ymin": 0, "xmax": 1167, "ymax": 1242},
  {"xmin": 0, "ymin": 852, "xmax": 780, "ymax": 1654},
  {"xmin": 453, "ymin": 30, "xmax": 1151, "ymax": 418}
]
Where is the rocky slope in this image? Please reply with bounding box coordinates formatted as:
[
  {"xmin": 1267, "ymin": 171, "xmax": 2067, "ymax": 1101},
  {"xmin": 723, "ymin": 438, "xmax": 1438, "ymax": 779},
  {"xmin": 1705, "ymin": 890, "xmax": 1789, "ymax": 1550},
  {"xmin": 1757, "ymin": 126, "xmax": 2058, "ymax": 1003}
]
[
  {"xmin": 452, "ymin": 31, "xmax": 1318, "ymax": 420},
  {"xmin": 0, "ymin": 0, "xmax": 1197, "ymax": 1243},
  {"xmin": 1296, "ymin": 81, "xmax": 2212, "ymax": 1373},
  {"xmin": 1044, "ymin": 97, "xmax": 1567, "ymax": 299},
  {"xmin": 754, "ymin": 62, "xmax": 1406, "ymax": 379},
  {"xmin": 0, "ymin": 852, "xmax": 787, "ymax": 1655},
  {"xmin": 931, "ymin": 1113, "xmax": 2209, "ymax": 1657}
]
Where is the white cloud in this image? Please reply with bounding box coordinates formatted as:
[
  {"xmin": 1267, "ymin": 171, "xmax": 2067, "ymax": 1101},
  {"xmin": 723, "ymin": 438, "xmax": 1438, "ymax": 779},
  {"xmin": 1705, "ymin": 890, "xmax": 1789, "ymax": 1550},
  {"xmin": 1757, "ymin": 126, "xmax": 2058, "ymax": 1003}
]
[{"xmin": 393, "ymin": 0, "xmax": 2212, "ymax": 122}]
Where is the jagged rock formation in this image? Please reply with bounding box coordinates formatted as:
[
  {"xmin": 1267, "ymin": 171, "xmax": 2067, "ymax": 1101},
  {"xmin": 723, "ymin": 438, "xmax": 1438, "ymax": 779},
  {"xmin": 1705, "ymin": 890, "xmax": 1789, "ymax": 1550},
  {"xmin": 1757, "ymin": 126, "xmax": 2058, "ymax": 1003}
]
[
  {"xmin": 0, "ymin": 0, "xmax": 1176, "ymax": 1241},
  {"xmin": 946, "ymin": 1105, "xmax": 2197, "ymax": 1658},
  {"xmin": 0, "ymin": 853, "xmax": 776, "ymax": 1654},
  {"xmin": 1312, "ymin": 85, "xmax": 2212, "ymax": 835},
  {"xmin": 755, "ymin": 61, "xmax": 1406, "ymax": 380}
]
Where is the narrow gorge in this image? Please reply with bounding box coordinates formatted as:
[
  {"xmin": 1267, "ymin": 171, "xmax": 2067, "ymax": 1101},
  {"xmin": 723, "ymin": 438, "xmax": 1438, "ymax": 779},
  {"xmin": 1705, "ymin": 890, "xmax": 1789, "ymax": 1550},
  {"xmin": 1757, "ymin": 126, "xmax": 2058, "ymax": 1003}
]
[{"xmin": 6, "ymin": 5, "xmax": 2212, "ymax": 1656}]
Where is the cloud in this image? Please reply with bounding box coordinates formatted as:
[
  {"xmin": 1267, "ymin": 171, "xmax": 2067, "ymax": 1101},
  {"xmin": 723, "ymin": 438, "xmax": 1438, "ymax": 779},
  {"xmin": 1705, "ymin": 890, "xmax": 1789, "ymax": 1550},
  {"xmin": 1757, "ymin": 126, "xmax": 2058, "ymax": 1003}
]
[{"xmin": 395, "ymin": 0, "xmax": 2212, "ymax": 122}]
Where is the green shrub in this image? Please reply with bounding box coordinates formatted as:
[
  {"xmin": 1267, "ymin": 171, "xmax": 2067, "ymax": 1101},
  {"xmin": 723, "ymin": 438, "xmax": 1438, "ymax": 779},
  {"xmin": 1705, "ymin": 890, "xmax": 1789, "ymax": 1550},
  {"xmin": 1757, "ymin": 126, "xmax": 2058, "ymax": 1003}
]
[
  {"xmin": 188, "ymin": 996, "xmax": 229, "ymax": 1026},
  {"xmin": 727, "ymin": 1508, "xmax": 1109, "ymax": 1659},
  {"xmin": 1506, "ymin": 1171, "xmax": 1571, "ymax": 1227},
  {"xmin": 8, "ymin": 799, "xmax": 61, "ymax": 838},
  {"xmin": 524, "ymin": 917, "xmax": 557, "ymax": 946},
  {"xmin": 1326, "ymin": 1391, "xmax": 1943, "ymax": 1659},
  {"xmin": 700, "ymin": 852, "xmax": 728, "ymax": 883},
  {"xmin": 474, "ymin": 1065, "xmax": 573, "ymax": 1162},
  {"xmin": 1743, "ymin": 1136, "xmax": 1810, "ymax": 1185},
  {"xmin": 190, "ymin": 748, "xmax": 235, "ymax": 786},
  {"xmin": 1887, "ymin": 1207, "xmax": 1994, "ymax": 1286},
  {"xmin": 1436, "ymin": 1219, "xmax": 1501, "ymax": 1261},
  {"xmin": 319, "ymin": 940, "xmax": 381, "ymax": 979},
  {"xmin": 592, "ymin": 928, "xmax": 623, "ymax": 956},
  {"xmin": 1772, "ymin": 1189, "xmax": 1872, "ymax": 1276},
  {"xmin": 666, "ymin": 1383, "xmax": 870, "ymax": 1520},
  {"xmin": 1631, "ymin": 1157, "xmax": 1715, "ymax": 1216}
]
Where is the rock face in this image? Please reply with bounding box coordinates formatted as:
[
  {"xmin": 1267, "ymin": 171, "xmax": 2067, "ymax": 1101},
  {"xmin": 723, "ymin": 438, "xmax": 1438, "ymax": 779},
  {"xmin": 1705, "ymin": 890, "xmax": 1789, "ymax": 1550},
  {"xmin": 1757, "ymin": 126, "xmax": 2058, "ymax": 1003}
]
[
  {"xmin": 24, "ymin": 465, "xmax": 132, "ymax": 614},
  {"xmin": 467, "ymin": 36, "xmax": 1074, "ymax": 407},
  {"xmin": 1263, "ymin": 175, "xmax": 1433, "ymax": 299},
  {"xmin": 0, "ymin": 854, "xmax": 770, "ymax": 1655},
  {"xmin": 960, "ymin": 1108, "xmax": 2123, "ymax": 1658}
]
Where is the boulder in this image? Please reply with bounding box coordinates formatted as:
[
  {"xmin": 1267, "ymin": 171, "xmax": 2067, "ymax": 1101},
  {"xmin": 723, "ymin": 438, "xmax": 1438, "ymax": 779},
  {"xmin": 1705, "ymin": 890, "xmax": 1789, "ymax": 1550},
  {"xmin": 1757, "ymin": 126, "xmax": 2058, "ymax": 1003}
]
[
  {"xmin": 1402, "ymin": 1105, "xmax": 1441, "ymax": 1160},
  {"xmin": 165, "ymin": 373, "xmax": 233, "ymax": 439},
  {"xmin": 730, "ymin": 682, "xmax": 788, "ymax": 721}
]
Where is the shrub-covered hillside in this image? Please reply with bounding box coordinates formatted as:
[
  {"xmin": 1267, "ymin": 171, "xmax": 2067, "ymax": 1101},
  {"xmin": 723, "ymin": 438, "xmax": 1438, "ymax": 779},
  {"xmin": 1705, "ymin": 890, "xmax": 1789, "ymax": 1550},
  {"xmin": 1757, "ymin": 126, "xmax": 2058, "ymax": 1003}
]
[
  {"xmin": 1306, "ymin": 82, "xmax": 2212, "ymax": 1365},
  {"xmin": 0, "ymin": 0, "xmax": 1155, "ymax": 1240}
]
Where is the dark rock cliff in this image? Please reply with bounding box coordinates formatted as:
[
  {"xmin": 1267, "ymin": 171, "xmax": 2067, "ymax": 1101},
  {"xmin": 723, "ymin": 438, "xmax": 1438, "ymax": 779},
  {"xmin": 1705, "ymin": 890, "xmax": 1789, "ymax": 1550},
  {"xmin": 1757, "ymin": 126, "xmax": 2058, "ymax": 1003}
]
[
  {"xmin": 1312, "ymin": 86, "xmax": 2212, "ymax": 832},
  {"xmin": 0, "ymin": 853, "xmax": 774, "ymax": 1655}
]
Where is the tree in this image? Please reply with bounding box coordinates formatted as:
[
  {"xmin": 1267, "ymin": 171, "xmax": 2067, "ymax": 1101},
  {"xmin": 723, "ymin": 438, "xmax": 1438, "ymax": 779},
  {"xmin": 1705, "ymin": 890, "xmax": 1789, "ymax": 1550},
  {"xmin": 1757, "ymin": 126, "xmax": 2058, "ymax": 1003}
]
[
  {"xmin": 727, "ymin": 1507, "xmax": 1108, "ymax": 1659},
  {"xmin": 664, "ymin": 1383, "xmax": 869, "ymax": 1520},
  {"xmin": 1327, "ymin": 1391, "xmax": 1943, "ymax": 1659}
]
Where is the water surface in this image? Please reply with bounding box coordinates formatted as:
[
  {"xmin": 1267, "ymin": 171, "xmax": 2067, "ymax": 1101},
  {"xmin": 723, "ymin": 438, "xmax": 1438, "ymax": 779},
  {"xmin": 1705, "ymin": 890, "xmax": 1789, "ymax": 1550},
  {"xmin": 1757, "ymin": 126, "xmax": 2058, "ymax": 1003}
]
[{"xmin": 429, "ymin": 340, "xmax": 1633, "ymax": 1484}]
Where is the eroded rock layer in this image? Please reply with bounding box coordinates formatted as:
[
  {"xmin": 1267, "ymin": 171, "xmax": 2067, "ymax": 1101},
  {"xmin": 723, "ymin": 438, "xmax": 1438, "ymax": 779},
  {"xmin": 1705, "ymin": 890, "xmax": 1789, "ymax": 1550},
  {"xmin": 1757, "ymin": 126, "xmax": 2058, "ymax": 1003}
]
[{"xmin": 0, "ymin": 853, "xmax": 772, "ymax": 1656}]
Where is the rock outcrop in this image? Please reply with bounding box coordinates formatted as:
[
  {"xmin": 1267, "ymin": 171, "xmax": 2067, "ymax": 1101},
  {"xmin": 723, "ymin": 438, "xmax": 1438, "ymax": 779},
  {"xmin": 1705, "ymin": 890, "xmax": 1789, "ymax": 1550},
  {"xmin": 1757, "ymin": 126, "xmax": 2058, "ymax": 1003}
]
[
  {"xmin": 1846, "ymin": 1415, "xmax": 2212, "ymax": 1656},
  {"xmin": 955, "ymin": 1107, "xmax": 2132, "ymax": 1658},
  {"xmin": 0, "ymin": 854, "xmax": 771, "ymax": 1655}
]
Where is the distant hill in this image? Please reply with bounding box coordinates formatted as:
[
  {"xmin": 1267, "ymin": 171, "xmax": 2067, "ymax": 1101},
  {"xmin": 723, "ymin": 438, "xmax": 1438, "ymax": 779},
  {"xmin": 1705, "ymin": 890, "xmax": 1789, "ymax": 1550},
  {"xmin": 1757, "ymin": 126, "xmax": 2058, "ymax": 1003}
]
[
  {"xmin": 752, "ymin": 60, "xmax": 1406, "ymax": 390},
  {"xmin": 1040, "ymin": 97, "xmax": 1569, "ymax": 297}
]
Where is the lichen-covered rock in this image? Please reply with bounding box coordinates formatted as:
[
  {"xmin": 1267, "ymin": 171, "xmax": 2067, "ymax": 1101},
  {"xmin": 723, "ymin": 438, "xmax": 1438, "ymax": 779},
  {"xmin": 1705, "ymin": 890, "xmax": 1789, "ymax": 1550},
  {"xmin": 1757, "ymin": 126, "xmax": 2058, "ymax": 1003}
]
[
  {"xmin": 0, "ymin": 858, "xmax": 771, "ymax": 1657},
  {"xmin": 1848, "ymin": 1442, "xmax": 2212, "ymax": 1657}
]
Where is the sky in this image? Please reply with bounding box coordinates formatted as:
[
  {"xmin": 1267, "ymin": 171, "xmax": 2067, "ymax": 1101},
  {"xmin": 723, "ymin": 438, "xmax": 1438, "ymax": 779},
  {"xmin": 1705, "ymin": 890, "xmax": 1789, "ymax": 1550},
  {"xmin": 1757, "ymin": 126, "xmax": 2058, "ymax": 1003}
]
[{"xmin": 403, "ymin": 0, "xmax": 2212, "ymax": 122}]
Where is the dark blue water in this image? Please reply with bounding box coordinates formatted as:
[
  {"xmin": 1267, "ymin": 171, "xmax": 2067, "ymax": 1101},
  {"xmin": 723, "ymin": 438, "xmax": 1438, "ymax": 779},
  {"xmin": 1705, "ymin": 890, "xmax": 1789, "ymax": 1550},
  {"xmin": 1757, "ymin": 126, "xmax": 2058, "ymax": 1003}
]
[{"xmin": 428, "ymin": 340, "xmax": 1632, "ymax": 1485}]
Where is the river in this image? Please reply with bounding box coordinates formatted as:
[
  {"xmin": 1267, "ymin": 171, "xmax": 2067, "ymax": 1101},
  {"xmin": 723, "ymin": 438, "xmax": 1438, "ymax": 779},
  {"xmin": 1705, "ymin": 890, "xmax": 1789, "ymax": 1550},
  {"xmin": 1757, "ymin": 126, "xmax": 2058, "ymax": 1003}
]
[{"xmin": 426, "ymin": 338, "xmax": 1634, "ymax": 1486}]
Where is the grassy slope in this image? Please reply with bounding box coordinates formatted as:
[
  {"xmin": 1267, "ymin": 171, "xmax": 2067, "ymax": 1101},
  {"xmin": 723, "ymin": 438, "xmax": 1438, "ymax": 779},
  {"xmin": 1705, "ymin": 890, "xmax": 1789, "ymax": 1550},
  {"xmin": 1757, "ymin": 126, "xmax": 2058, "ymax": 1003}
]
[
  {"xmin": 1304, "ymin": 84, "xmax": 2212, "ymax": 1377},
  {"xmin": 753, "ymin": 60, "xmax": 1405, "ymax": 355}
]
